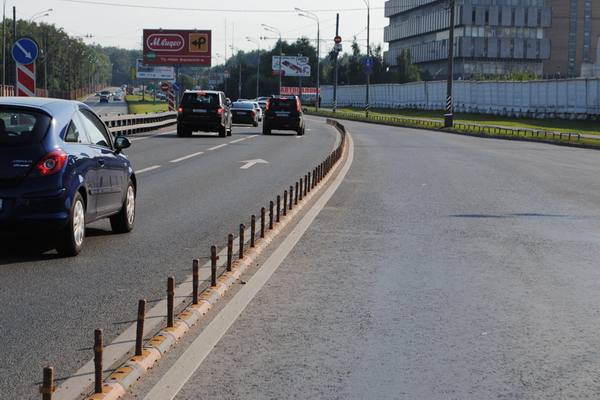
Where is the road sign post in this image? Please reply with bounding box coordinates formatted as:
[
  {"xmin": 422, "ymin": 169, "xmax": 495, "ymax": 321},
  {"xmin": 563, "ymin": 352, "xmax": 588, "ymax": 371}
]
[{"xmin": 12, "ymin": 38, "xmax": 39, "ymax": 97}]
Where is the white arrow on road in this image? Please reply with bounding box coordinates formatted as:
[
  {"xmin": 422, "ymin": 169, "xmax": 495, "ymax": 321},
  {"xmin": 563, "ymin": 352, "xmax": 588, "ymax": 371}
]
[
  {"xmin": 16, "ymin": 41, "xmax": 32, "ymax": 60},
  {"xmin": 240, "ymin": 159, "xmax": 269, "ymax": 169}
]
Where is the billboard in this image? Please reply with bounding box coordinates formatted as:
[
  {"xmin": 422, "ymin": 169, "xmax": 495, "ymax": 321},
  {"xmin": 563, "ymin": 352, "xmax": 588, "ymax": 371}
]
[
  {"xmin": 143, "ymin": 29, "xmax": 211, "ymax": 65},
  {"xmin": 135, "ymin": 59, "xmax": 175, "ymax": 79},
  {"xmin": 209, "ymin": 72, "xmax": 224, "ymax": 85},
  {"xmin": 271, "ymin": 56, "xmax": 310, "ymax": 77}
]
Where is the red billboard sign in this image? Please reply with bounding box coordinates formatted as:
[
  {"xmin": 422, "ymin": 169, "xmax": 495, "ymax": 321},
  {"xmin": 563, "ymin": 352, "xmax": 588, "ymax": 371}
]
[{"xmin": 143, "ymin": 29, "xmax": 211, "ymax": 66}]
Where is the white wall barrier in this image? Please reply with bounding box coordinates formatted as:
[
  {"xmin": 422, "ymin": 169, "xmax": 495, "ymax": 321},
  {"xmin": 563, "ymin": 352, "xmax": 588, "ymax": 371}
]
[{"xmin": 320, "ymin": 78, "xmax": 600, "ymax": 119}]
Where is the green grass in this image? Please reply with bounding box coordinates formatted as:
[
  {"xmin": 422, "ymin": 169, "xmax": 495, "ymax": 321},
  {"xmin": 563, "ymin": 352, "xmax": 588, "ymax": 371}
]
[
  {"xmin": 309, "ymin": 106, "xmax": 600, "ymax": 147},
  {"xmin": 125, "ymin": 95, "xmax": 169, "ymax": 114}
]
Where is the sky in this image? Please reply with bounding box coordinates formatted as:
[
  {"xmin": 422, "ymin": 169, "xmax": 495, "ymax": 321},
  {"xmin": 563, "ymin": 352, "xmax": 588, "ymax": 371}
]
[{"xmin": 14, "ymin": 0, "xmax": 388, "ymax": 64}]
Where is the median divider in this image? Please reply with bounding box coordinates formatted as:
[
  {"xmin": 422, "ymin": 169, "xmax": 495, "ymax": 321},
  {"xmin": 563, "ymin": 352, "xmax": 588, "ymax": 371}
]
[
  {"xmin": 102, "ymin": 111, "xmax": 177, "ymax": 136},
  {"xmin": 39, "ymin": 118, "xmax": 348, "ymax": 400}
]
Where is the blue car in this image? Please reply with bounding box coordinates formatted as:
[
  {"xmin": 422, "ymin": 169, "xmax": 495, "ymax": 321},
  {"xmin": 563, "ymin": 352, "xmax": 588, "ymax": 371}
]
[{"xmin": 0, "ymin": 98, "xmax": 136, "ymax": 256}]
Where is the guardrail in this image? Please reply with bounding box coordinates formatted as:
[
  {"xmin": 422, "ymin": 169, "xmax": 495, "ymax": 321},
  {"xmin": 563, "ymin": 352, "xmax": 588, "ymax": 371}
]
[
  {"xmin": 312, "ymin": 109, "xmax": 582, "ymax": 142},
  {"xmin": 102, "ymin": 111, "xmax": 177, "ymax": 136},
  {"xmin": 38, "ymin": 118, "xmax": 348, "ymax": 400}
]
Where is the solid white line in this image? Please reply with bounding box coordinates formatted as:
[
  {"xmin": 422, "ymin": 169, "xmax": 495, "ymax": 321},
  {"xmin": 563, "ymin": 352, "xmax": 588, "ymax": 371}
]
[
  {"xmin": 230, "ymin": 138, "xmax": 246, "ymax": 143},
  {"xmin": 136, "ymin": 165, "xmax": 161, "ymax": 173},
  {"xmin": 170, "ymin": 152, "xmax": 204, "ymax": 163},
  {"xmin": 143, "ymin": 133, "xmax": 355, "ymax": 400},
  {"xmin": 207, "ymin": 144, "xmax": 228, "ymax": 151}
]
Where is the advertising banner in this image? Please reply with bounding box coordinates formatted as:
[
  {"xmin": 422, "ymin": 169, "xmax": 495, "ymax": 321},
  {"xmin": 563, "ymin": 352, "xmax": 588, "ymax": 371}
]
[
  {"xmin": 209, "ymin": 72, "xmax": 224, "ymax": 85},
  {"xmin": 143, "ymin": 29, "xmax": 211, "ymax": 65},
  {"xmin": 135, "ymin": 59, "xmax": 175, "ymax": 79},
  {"xmin": 271, "ymin": 56, "xmax": 310, "ymax": 77}
]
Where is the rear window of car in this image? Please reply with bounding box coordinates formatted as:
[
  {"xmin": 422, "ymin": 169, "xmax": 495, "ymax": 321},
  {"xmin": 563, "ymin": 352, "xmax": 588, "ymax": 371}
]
[
  {"xmin": 232, "ymin": 102, "xmax": 254, "ymax": 109},
  {"xmin": 181, "ymin": 92, "xmax": 220, "ymax": 107},
  {"xmin": 268, "ymin": 98, "xmax": 297, "ymax": 111},
  {"xmin": 0, "ymin": 108, "xmax": 51, "ymax": 147}
]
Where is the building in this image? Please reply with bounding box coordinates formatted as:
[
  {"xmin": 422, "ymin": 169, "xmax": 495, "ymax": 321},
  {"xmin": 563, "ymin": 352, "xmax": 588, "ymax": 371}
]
[
  {"xmin": 384, "ymin": 0, "xmax": 553, "ymax": 80},
  {"xmin": 545, "ymin": 0, "xmax": 600, "ymax": 78}
]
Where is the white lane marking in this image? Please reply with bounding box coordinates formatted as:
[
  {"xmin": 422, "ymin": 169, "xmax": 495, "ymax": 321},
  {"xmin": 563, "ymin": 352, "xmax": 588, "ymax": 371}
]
[
  {"xmin": 240, "ymin": 159, "xmax": 269, "ymax": 169},
  {"xmin": 136, "ymin": 165, "xmax": 161, "ymax": 173},
  {"xmin": 207, "ymin": 144, "xmax": 228, "ymax": 151},
  {"xmin": 230, "ymin": 138, "xmax": 246, "ymax": 143},
  {"xmin": 128, "ymin": 131, "xmax": 174, "ymax": 141},
  {"xmin": 143, "ymin": 133, "xmax": 355, "ymax": 400},
  {"xmin": 170, "ymin": 152, "xmax": 205, "ymax": 163}
]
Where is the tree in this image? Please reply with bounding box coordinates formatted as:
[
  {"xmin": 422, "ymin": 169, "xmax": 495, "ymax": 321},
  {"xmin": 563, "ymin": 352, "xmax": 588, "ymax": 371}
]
[{"xmin": 396, "ymin": 48, "xmax": 421, "ymax": 84}]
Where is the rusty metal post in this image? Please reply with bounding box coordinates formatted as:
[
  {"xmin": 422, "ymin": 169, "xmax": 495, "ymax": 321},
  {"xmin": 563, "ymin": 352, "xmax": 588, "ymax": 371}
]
[
  {"xmin": 192, "ymin": 259, "xmax": 199, "ymax": 305},
  {"xmin": 261, "ymin": 207, "xmax": 266, "ymax": 238},
  {"xmin": 295, "ymin": 182, "xmax": 299, "ymax": 205},
  {"xmin": 269, "ymin": 200, "xmax": 274, "ymax": 229},
  {"xmin": 251, "ymin": 214, "xmax": 256, "ymax": 248},
  {"xmin": 211, "ymin": 245, "xmax": 218, "ymax": 286},
  {"xmin": 238, "ymin": 224, "xmax": 245, "ymax": 259},
  {"xmin": 276, "ymin": 195, "xmax": 281, "ymax": 222},
  {"xmin": 167, "ymin": 277, "xmax": 175, "ymax": 328},
  {"xmin": 94, "ymin": 328, "xmax": 103, "ymax": 394},
  {"xmin": 227, "ymin": 234, "xmax": 233, "ymax": 272},
  {"xmin": 39, "ymin": 366, "xmax": 55, "ymax": 400},
  {"xmin": 136, "ymin": 299, "xmax": 146, "ymax": 356}
]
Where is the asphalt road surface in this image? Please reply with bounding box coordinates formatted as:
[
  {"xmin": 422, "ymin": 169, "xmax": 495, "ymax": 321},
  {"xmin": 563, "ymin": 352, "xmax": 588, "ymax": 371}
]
[
  {"xmin": 125, "ymin": 119, "xmax": 600, "ymax": 399},
  {"xmin": 0, "ymin": 110, "xmax": 337, "ymax": 399}
]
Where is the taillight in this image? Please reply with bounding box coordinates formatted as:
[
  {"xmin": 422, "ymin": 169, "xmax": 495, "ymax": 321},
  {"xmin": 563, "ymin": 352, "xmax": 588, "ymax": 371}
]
[
  {"xmin": 27, "ymin": 150, "xmax": 68, "ymax": 179},
  {"xmin": 265, "ymin": 102, "xmax": 270, "ymax": 110},
  {"xmin": 296, "ymin": 99, "xmax": 301, "ymax": 112},
  {"xmin": 217, "ymin": 108, "xmax": 224, "ymax": 117},
  {"xmin": 251, "ymin": 110, "xmax": 256, "ymax": 115},
  {"xmin": 177, "ymin": 107, "xmax": 183, "ymax": 114}
]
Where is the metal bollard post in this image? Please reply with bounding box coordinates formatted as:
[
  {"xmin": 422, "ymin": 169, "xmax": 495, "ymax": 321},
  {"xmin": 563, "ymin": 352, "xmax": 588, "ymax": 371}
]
[
  {"xmin": 94, "ymin": 328, "xmax": 104, "ymax": 394},
  {"xmin": 251, "ymin": 215, "xmax": 256, "ymax": 248},
  {"xmin": 239, "ymin": 224, "xmax": 245, "ymax": 260},
  {"xmin": 261, "ymin": 207, "xmax": 266, "ymax": 238},
  {"xmin": 295, "ymin": 182, "xmax": 299, "ymax": 205},
  {"xmin": 269, "ymin": 201, "xmax": 274, "ymax": 230},
  {"xmin": 276, "ymin": 196, "xmax": 281, "ymax": 222},
  {"xmin": 299, "ymin": 178, "xmax": 303, "ymax": 201},
  {"xmin": 227, "ymin": 234, "xmax": 233, "ymax": 272},
  {"xmin": 307, "ymin": 172, "xmax": 311, "ymax": 192},
  {"xmin": 283, "ymin": 190, "xmax": 287, "ymax": 216},
  {"xmin": 136, "ymin": 299, "xmax": 146, "ymax": 356},
  {"xmin": 211, "ymin": 245, "xmax": 218, "ymax": 286},
  {"xmin": 167, "ymin": 277, "xmax": 175, "ymax": 328},
  {"xmin": 289, "ymin": 186, "xmax": 293, "ymax": 210},
  {"xmin": 39, "ymin": 366, "xmax": 55, "ymax": 400},
  {"xmin": 193, "ymin": 259, "xmax": 199, "ymax": 305}
]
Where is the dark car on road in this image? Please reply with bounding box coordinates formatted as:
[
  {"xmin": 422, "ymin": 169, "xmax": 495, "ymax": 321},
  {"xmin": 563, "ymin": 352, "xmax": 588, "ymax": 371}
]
[
  {"xmin": 262, "ymin": 95, "xmax": 305, "ymax": 135},
  {"xmin": 177, "ymin": 90, "xmax": 232, "ymax": 137},
  {"xmin": 99, "ymin": 94, "xmax": 109, "ymax": 103},
  {"xmin": 0, "ymin": 97, "xmax": 136, "ymax": 256},
  {"xmin": 231, "ymin": 101, "xmax": 259, "ymax": 126}
]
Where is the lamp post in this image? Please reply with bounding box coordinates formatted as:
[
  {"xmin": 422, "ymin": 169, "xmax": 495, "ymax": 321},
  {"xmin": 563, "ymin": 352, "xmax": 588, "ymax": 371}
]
[
  {"xmin": 296, "ymin": 7, "xmax": 320, "ymax": 109},
  {"xmin": 362, "ymin": 0, "xmax": 371, "ymax": 118},
  {"xmin": 246, "ymin": 37, "xmax": 261, "ymax": 99},
  {"xmin": 29, "ymin": 8, "xmax": 53, "ymax": 35},
  {"xmin": 230, "ymin": 45, "xmax": 242, "ymax": 100},
  {"xmin": 261, "ymin": 23, "xmax": 282, "ymax": 94},
  {"xmin": 444, "ymin": 0, "xmax": 455, "ymax": 128}
]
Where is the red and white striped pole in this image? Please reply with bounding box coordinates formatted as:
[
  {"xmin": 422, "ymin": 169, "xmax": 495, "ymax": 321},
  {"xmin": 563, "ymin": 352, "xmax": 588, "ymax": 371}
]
[{"xmin": 16, "ymin": 62, "xmax": 36, "ymax": 97}]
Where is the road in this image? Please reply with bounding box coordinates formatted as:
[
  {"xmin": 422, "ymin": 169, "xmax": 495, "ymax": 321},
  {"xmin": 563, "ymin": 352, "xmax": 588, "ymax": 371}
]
[
  {"xmin": 0, "ymin": 106, "xmax": 337, "ymax": 399},
  {"xmin": 124, "ymin": 119, "xmax": 600, "ymax": 399}
]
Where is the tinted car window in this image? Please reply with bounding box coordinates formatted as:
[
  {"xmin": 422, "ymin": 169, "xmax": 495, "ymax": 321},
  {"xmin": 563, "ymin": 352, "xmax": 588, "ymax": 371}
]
[
  {"xmin": 65, "ymin": 113, "xmax": 89, "ymax": 144},
  {"xmin": 232, "ymin": 102, "xmax": 254, "ymax": 109},
  {"xmin": 268, "ymin": 98, "xmax": 297, "ymax": 111},
  {"xmin": 181, "ymin": 92, "xmax": 220, "ymax": 107},
  {"xmin": 79, "ymin": 109, "xmax": 112, "ymax": 147},
  {"xmin": 0, "ymin": 108, "xmax": 51, "ymax": 147}
]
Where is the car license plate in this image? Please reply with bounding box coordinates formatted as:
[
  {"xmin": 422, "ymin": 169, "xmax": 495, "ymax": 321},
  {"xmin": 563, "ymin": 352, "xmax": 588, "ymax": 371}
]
[
  {"xmin": 193, "ymin": 109, "xmax": 207, "ymax": 113},
  {"xmin": 237, "ymin": 111, "xmax": 247, "ymax": 115},
  {"xmin": 276, "ymin": 112, "xmax": 290, "ymax": 116}
]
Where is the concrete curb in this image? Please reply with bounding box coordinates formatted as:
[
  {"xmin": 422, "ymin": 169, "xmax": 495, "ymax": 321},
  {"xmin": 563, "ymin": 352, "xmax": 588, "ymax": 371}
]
[{"xmin": 82, "ymin": 143, "xmax": 342, "ymax": 399}]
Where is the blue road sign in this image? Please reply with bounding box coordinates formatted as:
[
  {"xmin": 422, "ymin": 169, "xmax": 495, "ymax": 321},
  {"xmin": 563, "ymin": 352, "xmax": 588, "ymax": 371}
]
[
  {"xmin": 12, "ymin": 37, "xmax": 39, "ymax": 65},
  {"xmin": 364, "ymin": 57, "xmax": 373, "ymax": 68},
  {"xmin": 172, "ymin": 82, "xmax": 180, "ymax": 91}
]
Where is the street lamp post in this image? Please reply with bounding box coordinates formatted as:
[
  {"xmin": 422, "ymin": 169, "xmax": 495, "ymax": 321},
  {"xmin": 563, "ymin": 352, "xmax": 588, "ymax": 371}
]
[
  {"xmin": 230, "ymin": 45, "xmax": 242, "ymax": 100},
  {"xmin": 261, "ymin": 23, "xmax": 282, "ymax": 94},
  {"xmin": 362, "ymin": 0, "xmax": 370, "ymax": 118},
  {"xmin": 296, "ymin": 8, "xmax": 320, "ymax": 110},
  {"xmin": 445, "ymin": 0, "xmax": 455, "ymax": 128},
  {"xmin": 28, "ymin": 8, "xmax": 53, "ymax": 35},
  {"xmin": 246, "ymin": 37, "xmax": 261, "ymax": 99}
]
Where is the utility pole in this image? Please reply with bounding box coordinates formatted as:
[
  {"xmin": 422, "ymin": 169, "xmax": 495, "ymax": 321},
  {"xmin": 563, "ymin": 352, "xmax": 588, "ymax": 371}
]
[
  {"xmin": 333, "ymin": 14, "xmax": 339, "ymax": 113},
  {"xmin": 444, "ymin": 0, "xmax": 455, "ymax": 128}
]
